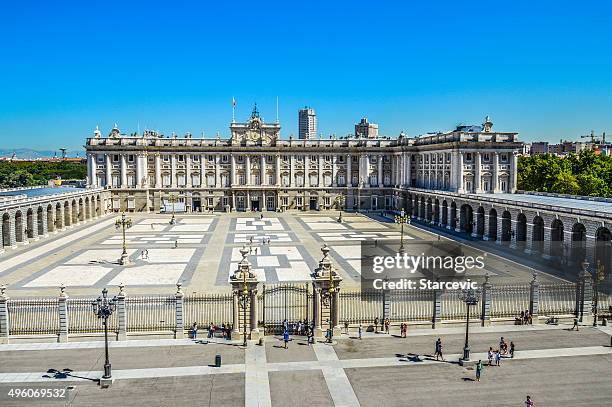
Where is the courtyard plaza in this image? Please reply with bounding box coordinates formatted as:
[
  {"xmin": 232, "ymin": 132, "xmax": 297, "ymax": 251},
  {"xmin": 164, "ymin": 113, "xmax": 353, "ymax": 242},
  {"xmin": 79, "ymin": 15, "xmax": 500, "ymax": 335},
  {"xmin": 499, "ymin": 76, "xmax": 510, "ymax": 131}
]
[
  {"xmin": 0, "ymin": 211, "xmax": 569, "ymax": 298},
  {"xmin": 0, "ymin": 323, "xmax": 609, "ymax": 406}
]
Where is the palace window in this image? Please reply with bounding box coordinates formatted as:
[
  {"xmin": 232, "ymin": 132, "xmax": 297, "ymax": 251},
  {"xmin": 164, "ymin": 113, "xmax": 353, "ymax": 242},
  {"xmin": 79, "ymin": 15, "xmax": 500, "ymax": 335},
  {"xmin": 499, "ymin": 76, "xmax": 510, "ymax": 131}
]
[
  {"xmin": 309, "ymin": 174, "xmax": 318, "ymax": 186},
  {"xmin": 324, "ymin": 174, "xmax": 332, "ymax": 186},
  {"xmin": 268, "ymin": 174, "xmax": 275, "ymax": 185},
  {"xmin": 484, "ymin": 153, "xmax": 490, "ymax": 162},
  {"xmin": 501, "ymin": 153, "xmax": 508, "ymax": 162},
  {"xmin": 127, "ymin": 174, "xmax": 136, "ymax": 187},
  {"xmin": 222, "ymin": 155, "xmax": 229, "ymax": 163},
  {"xmin": 163, "ymin": 155, "xmax": 170, "ymax": 162},
  {"xmin": 466, "ymin": 153, "xmax": 472, "ymax": 161},
  {"xmin": 178, "ymin": 155, "xmax": 185, "ymax": 162},
  {"xmin": 338, "ymin": 156, "xmax": 344, "ymax": 163},
  {"xmin": 296, "ymin": 174, "xmax": 304, "ymax": 187},
  {"xmin": 192, "ymin": 175, "xmax": 201, "ymax": 187},
  {"xmin": 177, "ymin": 174, "xmax": 186, "ymax": 187},
  {"xmin": 338, "ymin": 175, "xmax": 345, "ymax": 186},
  {"xmin": 193, "ymin": 155, "xmax": 199, "ymax": 162},
  {"xmin": 162, "ymin": 174, "xmax": 171, "ymax": 187},
  {"xmin": 282, "ymin": 196, "xmax": 288, "ymax": 206},
  {"xmin": 113, "ymin": 155, "xmax": 119, "ymax": 162},
  {"xmin": 238, "ymin": 175, "xmax": 245, "ymax": 185}
]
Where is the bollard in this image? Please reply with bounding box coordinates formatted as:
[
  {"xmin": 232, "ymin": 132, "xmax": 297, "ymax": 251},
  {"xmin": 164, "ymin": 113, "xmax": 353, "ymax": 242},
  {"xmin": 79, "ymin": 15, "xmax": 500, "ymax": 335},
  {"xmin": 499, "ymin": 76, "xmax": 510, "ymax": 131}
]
[{"xmin": 215, "ymin": 354, "xmax": 222, "ymax": 368}]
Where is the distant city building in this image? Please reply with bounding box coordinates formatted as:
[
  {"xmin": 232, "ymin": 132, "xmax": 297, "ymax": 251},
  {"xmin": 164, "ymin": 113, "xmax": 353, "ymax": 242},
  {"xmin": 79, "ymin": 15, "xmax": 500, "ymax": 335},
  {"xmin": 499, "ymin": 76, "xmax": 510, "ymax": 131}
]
[
  {"xmin": 298, "ymin": 107, "xmax": 317, "ymax": 140},
  {"xmin": 520, "ymin": 143, "xmax": 532, "ymax": 156},
  {"xmin": 355, "ymin": 118, "xmax": 379, "ymax": 139},
  {"xmin": 530, "ymin": 141, "xmax": 549, "ymax": 154},
  {"xmin": 548, "ymin": 141, "xmax": 587, "ymax": 155}
]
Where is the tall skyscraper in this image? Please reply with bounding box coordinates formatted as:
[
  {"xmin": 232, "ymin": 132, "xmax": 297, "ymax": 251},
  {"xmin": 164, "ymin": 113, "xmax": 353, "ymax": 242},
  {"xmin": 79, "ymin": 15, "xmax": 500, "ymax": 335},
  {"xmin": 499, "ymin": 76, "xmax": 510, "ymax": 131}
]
[
  {"xmin": 355, "ymin": 117, "xmax": 379, "ymax": 138},
  {"xmin": 298, "ymin": 107, "xmax": 317, "ymax": 139}
]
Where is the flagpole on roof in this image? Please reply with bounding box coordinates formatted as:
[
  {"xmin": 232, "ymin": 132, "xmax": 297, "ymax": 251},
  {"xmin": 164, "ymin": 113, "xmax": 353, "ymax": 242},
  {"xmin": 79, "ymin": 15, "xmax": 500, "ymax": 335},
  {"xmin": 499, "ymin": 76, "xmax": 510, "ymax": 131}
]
[{"xmin": 232, "ymin": 96, "xmax": 236, "ymax": 123}]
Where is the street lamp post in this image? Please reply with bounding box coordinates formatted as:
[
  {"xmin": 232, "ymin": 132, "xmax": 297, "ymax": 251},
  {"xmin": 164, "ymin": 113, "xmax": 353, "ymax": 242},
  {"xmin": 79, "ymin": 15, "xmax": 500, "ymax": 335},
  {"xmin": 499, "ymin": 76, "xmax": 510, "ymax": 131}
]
[
  {"xmin": 167, "ymin": 194, "xmax": 178, "ymax": 224},
  {"xmin": 115, "ymin": 213, "xmax": 133, "ymax": 265},
  {"xmin": 459, "ymin": 279, "xmax": 479, "ymax": 365},
  {"xmin": 239, "ymin": 270, "xmax": 250, "ymax": 347},
  {"xmin": 593, "ymin": 260, "xmax": 605, "ymax": 327},
  {"xmin": 91, "ymin": 288, "xmax": 117, "ymax": 387},
  {"xmin": 335, "ymin": 195, "xmax": 345, "ymax": 223},
  {"xmin": 394, "ymin": 208, "xmax": 409, "ymax": 254}
]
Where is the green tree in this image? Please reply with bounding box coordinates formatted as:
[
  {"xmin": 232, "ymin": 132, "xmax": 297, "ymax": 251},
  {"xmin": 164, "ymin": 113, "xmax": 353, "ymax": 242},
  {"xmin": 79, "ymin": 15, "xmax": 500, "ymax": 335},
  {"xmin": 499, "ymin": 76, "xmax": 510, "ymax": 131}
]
[{"xmin": 552, "ymin": 171, "xmax": 580, "ymax": 195}]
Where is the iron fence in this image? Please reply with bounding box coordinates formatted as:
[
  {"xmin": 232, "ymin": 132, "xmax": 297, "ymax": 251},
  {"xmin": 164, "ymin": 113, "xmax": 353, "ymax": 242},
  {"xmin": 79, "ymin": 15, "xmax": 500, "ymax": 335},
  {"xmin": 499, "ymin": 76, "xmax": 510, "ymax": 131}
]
[
  {"xmin": 339, "ymin": 290, "xmax": 383, "ymax": 324},
  {"xmin": 387, "ymin": 290, "xmax": 434, "ymax": 322},
  {"xmin": 490, "ymin": 284, "xmax": 530, "ymax": 318},
  {"xmin": 439, "ymin": 290, "xmax": 482, "ymax": 320},
  {"xmin": 539, "ymin": 283, "xmax": 576, "ymax": 315},
  {"xmin": 8, "ymin": 298, "xmax": 59, "ymax": 335},
  {"xmin": 126, "ymin": 296, "xmax": 176, "ymax": 332},
  {"xmin": 184, "ymin": 293, "xmax": 233, "ymax": 328},
  {"xmin": 68, "ymin": 297, "xmax": 118, "ymax": 334}
]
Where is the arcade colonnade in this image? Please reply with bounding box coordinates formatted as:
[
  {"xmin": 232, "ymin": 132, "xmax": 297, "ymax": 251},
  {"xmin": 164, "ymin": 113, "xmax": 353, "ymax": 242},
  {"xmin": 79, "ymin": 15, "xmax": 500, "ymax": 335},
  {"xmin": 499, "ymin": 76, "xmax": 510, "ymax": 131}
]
[
  {"xmin": 396, "ymin": 189, "xmax": 612, "ymax": 280},
  {"xmin": 0, "ymin": 189, "xmax": 110, "ymax": 254}
]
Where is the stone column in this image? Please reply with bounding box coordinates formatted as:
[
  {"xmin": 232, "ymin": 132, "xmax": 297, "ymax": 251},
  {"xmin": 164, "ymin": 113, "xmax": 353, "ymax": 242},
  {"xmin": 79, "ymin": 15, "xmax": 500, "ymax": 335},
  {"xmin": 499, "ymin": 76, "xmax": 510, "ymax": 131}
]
[
  {"xmin": 474, "ymin": 152, "xmax": 482, "ymax": 193},
  {"xmin": 318, "ymin": 155, "xmax": 323, "ymax": 187},
  {"xmin": 446, "ymin": 205, "xmax": 454, "ymax": 230},
  {"xmin": 155, "ymin": 154, "xmax": 162, "ymax": 188},
  {"xmin": 186, "ymin": 154, "xmax": 192, "ymax": 188},
  {"xmin": 120, "ymin": 155, "xmax": 127, "ymax": 188},
  {"xmin": 105, "ymin": 154, "xmax": 112, "ymax": 188},
  {"xmin": 41, "ymin": 209, "xmax": 48, "ymax": 237},
  {"xmin": 525, "ymin": 222, "xmax": 534, "ymax": 254},
  {"xmin": 232, "ymin": 292, "xmax": 240, "ymax": 337},
  {"xmin": 289, "ymin": 155, "xmax": 295, "ymax": 187},
  {"xmin": 304, "ymin": 155, "xmax": 310, "ymax": 187},
  {"xmin": 215, "ymin": 154, "xmax": 221, "ymax": 187},
  {"xmin": 135, "ymin": 154, "xmax": 143, "ymax": 188},
  {"xmin": 260, "ymin": 155, "xmax": 266, "ymax": 185},
  {"xmin": 58, "ymin": 285, "xmax": 69, "ymax": 343},
  {"xmin": 365, "ymin": 154, "xmax": 371, "ymax": 187},
  {"xmin": 332, "ymin": 155, "xmax": 338, "ymax": 187},
  {"xmin": 0, "ymin": 285, "xmax": 9, "ymax": 344},
  {"xmin": 510, "ymin": 152, "xmax": 518, "ymax": 193},
  {"xmin": 245, "ymin": 155, "xmax": 251, "ymax": 185},
  {"xmin": 492, "ymin": 152, "xmax": 499, "ymax": 193},
  {"xmin": 405, "ymin": 153, "xmax": 411, "ymax": 187},
  {"xmin": 529, "ymin": 272, "xmax": 540, "ymax": 324},
  {"xmin": 231, "ymin": 155, "xmax": 236, "ymax": 186},
  {"xmin": 88, "ymin": 153, "xmax": 97, "ymax": 187},
  {"xmin": 346, "ymin": 154, "xmax": 352, "ymax": 187},
  {"xmin": 480, "ymin": 274, "xmax": 491, "ymax": 326},
  {"xmin": 313, "ymin": 286, "xmax": 322, "ymax": 336},
  {"xmin": 275, "ymin": 154, "xmax": 281, "ymax": 186},
  {"xmin": 174, "ymin": 283, "xmax": 185, "ymax": 339},
  {"xmin": 117, "ymin": 283, "xmax": 127, "ymax": 340},
  {"xmin": 576, "ymin": 261, "xmax": 593, "ymax": 324},
  {"xmin": 457, "ymin": 152, "xmax": 464, "ymax": 193},
  {"xmin": 171, "ymin": 155, "xmax": 177, "ymax": 187},
  {"xmin": 378, "ymin": 155, "xmax": 383, "ymax": 187}
]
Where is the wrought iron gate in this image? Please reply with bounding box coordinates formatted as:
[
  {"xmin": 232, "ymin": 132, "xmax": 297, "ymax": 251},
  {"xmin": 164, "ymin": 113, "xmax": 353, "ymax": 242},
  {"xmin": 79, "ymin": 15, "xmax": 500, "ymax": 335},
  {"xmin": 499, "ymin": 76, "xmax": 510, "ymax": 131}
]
[{"xmin": 260, "ymin": 283, "xmax": 310, "ymax": 334}]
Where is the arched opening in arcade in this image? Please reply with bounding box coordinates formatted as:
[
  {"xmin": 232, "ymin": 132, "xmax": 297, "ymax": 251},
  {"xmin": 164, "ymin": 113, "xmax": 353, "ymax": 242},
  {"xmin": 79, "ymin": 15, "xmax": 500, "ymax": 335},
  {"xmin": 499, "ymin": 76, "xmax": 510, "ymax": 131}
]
[
  {"xmin": 433, "ymin": 199, "xmax": 440, "ymax": 224},
  {"xmin": 441, "ymin": 200, "xmax": 448, "ymax": 227},
  {"xmin": 550, "ymin": 219, "xmax": 564, "ymax": 259},
  {"xmin": 571, "ymin": 223, "xmax": 587, "ymax": 265},
  {"xmin": 459, "ymin": 204, "xmax": 473, "ymax": 234},
  {"xmin": 96, "ymin": 195, "xmax": 101, "ymax": 216},
  {"xmin": 532, "ymin": 216, "xmax": 545, "ymax": 253},
  {"xmin": 476, "ymin": 207, "xmax": 485, "ymax": 238},
  {"xmin": 501, "ymin": 211, "xmax": 512, "ymax": 244},
  {"xmin": 595, "ymin": 227, "xmax": 611, "ymax": 281},
  {"xmin": 516, "ymin": 213, "xmax": 527, "ymax": 250},
  {"xmin": 488, "ymin": 209, "xmax": 498, "ymax": 241},
  {"xmin": 426, "ymin": 198, "xmax": 433, "ymax": 222},
  {"xmin": 78, "ymin": 198, "xmax": 84, "ymax": 221}
]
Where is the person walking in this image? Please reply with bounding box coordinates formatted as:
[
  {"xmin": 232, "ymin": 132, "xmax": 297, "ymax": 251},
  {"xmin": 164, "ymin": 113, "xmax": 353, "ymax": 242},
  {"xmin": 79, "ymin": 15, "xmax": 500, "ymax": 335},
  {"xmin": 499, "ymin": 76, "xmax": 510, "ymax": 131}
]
[
  {"xmin": 487, "ymin": 347, "xmax": 494, "ymax": 366},
  {"xmin": 435, "ymin": 338, "xmax": 444, "ymax": 361},
  {"xmin": 572, "ymin": 318, "xmax": 579, "ymax": 331},
  {"xmin": 283, "ymin": 329, "xmax": 289, "ymax": 349},
  {"xmin": 384, "ymin": 318, "xmax": 390, "ymax": 334},
  {"xmin": 344, "ymin": 321, "xmax": 349, "ymax": 334},
  {"xmin": 495, "ymin": 350, "xmax": 501, "ymax": 366},
  {"xmin": 358, "ymin": 324, "xmax": 363, "ymax": 340},
  {"xmin": 374, "ymin": 317, "xmax": 380, "ymax": 333},
  {"xmin": 475, "ymin": 360, "xmax": 483, "ymax": 382},
  {"xmin": 192, "ymin": 322, "xmax": 198, "ymax": 340},
  {"xmin": 208, "ymin": 322, "xmax": 214, "ymax": 338},
  {"xmin": 510, "ymin": 341, "xmax": 515, "ymax": 358},
  {"xmin": 525, "ymin": 395, "xmax": 534, "ymax": 406}
]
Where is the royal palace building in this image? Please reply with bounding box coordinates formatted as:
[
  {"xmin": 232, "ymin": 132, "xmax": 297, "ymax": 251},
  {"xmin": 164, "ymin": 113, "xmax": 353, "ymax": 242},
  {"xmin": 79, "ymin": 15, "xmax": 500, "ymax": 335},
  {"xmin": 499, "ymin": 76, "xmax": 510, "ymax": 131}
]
[{"xmin": 85, "ymin": 106, "xmax": 521, "ymax": 213}]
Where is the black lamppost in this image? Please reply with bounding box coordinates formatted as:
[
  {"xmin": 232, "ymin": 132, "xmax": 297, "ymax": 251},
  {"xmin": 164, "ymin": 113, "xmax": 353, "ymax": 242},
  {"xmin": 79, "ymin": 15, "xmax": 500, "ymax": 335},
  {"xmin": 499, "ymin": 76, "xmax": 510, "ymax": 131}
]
[
  {"xmin": 460, "ymin": 279, "xmax": 479, "ymax": 364},
  {"xmin": 91, "ymin": 288, "xmax": 117, "ymax": 383},
  {"xmin": 167, "ymin": 193, "xmax": 178, "ymax": 224},
  {"xmin": 593, "ymin": 260, "xmax": 605, "ymax": 327},
  {"xmin": 239, "ymin": 271, "xmax": 250, "ymax": 347},
  {"xmin": 394, "ymin": 208, "xmax": 409, "ymax": 254},
  {"xmin": 115, "ymin": 213, "xmax": 132, "ymax": 265}
]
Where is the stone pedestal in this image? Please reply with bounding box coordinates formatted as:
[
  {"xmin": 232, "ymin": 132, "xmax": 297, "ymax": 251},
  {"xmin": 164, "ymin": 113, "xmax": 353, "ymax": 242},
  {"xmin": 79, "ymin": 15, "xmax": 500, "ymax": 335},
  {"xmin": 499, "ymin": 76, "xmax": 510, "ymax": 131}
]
[
  {"xmin": 58, "ymin": 285, "xmax": 69, "ymax": 343},
  {"xmin": 0, "ymin": 285, "xmax": 9, "ymax": 344}
]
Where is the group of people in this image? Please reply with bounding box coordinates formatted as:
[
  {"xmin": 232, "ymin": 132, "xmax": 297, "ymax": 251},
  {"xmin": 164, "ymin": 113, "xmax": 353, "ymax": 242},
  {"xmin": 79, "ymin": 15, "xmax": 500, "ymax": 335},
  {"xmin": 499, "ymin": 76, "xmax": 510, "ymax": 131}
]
[
  {"xmin": 515, "ymin": 310, "xmax": 533, "ymax": 325},
  {"xmin": 373, "ymin": 317, "xmax": 391, "ymax": 334},
  {"xmin": 281, "ymin": 319, "xmax": 316, "ymax": 346},
  {"xmin": 191, "ymin": 322, "xmax": 233, "ymax": 340}
]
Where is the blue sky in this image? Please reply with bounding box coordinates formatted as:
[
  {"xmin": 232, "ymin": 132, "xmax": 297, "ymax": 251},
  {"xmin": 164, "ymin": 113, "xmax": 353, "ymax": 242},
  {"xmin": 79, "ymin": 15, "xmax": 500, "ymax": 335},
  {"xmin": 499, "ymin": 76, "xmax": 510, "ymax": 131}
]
[{"xmin": 1, "ymin": 0, "xmax": 611, "ymax": 150}]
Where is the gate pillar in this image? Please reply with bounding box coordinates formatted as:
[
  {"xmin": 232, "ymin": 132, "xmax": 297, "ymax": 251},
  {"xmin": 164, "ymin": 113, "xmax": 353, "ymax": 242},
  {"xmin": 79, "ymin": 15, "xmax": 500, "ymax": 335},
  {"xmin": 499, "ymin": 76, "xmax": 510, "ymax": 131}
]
[
  {"xmin": 311, "ymin": 245, "xmax": 343, "ymax": 341},
  {"xmin": 230, "ymin": 246, "xmax": 260, "ymax": 342}
]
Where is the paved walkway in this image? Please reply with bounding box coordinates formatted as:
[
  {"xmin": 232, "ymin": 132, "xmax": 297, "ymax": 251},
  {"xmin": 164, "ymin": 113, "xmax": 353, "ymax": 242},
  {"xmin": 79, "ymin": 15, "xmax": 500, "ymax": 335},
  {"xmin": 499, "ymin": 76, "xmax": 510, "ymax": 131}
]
[{"xmin": 0, "ymin": 341, "xmax": 609, "ymax": 407}]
